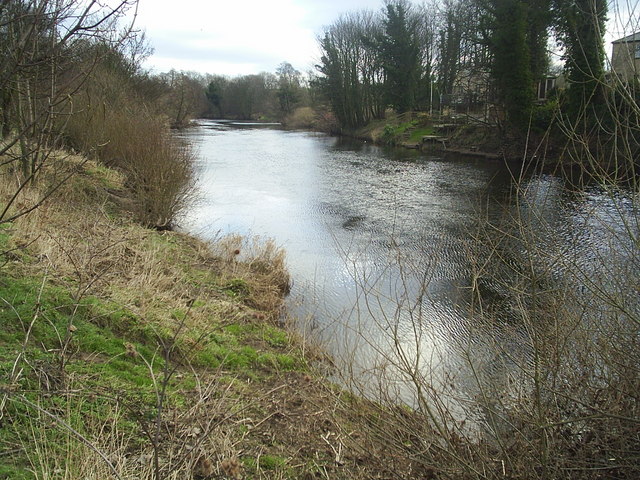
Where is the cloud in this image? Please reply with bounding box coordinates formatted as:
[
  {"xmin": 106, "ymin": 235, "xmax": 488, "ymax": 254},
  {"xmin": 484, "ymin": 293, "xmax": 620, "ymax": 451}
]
[{"xmin": 134, "ymin": 0, "xmax": 386, "ymax": 76}]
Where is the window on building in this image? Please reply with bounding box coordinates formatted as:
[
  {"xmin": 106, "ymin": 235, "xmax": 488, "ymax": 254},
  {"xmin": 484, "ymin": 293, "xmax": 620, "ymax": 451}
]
[{"xmin": 635, "ymin": 43, "xmax": 640, "ymax": 59}]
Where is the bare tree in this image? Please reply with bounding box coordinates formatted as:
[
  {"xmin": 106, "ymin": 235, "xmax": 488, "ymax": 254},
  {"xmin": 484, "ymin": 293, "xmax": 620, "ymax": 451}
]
[
  {"xmin": 159, "ymin": 70, "xmax": 209, "ymax": 128},
  {"xmin": 316, "ymin": 10, "xmax": 385, "ymax": 129},
  {"xmin": 0, "ymin": 0, "xmax": 138, "ymax": 224}
]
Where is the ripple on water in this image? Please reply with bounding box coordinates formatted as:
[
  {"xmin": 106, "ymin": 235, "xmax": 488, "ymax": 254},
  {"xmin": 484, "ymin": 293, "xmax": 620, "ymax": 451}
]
[{"xmin": 182, "ymin": 121, "xmax": 639, "ymax": 411}]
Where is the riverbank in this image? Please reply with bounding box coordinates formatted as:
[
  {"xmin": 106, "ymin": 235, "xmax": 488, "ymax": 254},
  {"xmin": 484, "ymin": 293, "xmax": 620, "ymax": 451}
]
[
  {"xmin": 0, "ymin": 150, "xmax": 437, "ymax": 479},
  {"xmin": 306, "ymin": 109, "xmax": 551, "ymax": 163}
]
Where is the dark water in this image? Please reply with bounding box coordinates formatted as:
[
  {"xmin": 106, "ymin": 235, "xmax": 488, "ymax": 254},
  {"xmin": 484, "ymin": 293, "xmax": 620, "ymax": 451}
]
[{"xmin": 180, "ymin": 120, "xmax": 639, "ymax": 411}]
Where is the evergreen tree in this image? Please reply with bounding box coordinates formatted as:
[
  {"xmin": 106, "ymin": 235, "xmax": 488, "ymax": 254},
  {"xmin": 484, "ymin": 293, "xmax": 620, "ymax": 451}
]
[
  {"xmin": 553, "ymin": 0, "xmax": 607, "ymax": 120},
  {"xmin": 488, "ymin": 0, "xmax": 534, "ymax": 128},
  {"xmin": 476, "ymin": 0, "xmax": 551, "ymax": 129},
  {"xmin": 527, "ymin": 0, "xmax": 552, "ymax": 85},
  {"xmin": 206, "ymin": 76, "xmax": 227, "ymax": 117},
  {"xmin": 378, "ymin": 1, "xmax": 421, "ymax": 113}
]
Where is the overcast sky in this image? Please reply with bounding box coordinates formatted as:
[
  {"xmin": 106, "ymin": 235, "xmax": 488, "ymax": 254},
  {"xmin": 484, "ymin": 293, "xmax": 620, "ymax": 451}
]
[
  {"xmin": 132, "ymin": 0, "xmax": 637, "ymax": 78},
  {"xmin": 133, "ymin": 0, "xmax": 386, "ymax": 77}
]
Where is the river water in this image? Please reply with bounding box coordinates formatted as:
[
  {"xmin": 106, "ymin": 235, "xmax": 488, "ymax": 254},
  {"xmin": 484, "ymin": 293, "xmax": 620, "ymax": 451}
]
[{"xmin": 180, "ymin": 119, "xmax": 639, "ymax": 413}]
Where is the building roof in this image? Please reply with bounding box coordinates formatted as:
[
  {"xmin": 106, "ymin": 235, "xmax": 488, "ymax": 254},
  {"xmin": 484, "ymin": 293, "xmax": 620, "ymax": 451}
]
[{"xmin": 613, "ymin": 32, "xmax": 640, "ymax": 44}]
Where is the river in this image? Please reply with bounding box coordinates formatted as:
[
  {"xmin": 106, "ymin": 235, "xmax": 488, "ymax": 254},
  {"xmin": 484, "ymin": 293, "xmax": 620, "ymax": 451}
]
[{"xmin": 179, "ymin": 119, "xmax": 639, "ymax": 414}]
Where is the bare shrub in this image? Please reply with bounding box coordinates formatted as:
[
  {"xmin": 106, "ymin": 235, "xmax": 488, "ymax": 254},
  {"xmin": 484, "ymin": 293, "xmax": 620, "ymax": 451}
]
[
  {"xmin": 104, "ymin": 113, "xmax": 196, "ymax": 229},
  {"xmin": 320, "ymin": 36, "xmax": 640, "ymax": 480},
  {"xmin": 66, "ymin": 105, "xmax": 196, "ymax": 229},
  {"xmin": 324, "ymin": 162, "xmax": 639, "ymax": 478}
]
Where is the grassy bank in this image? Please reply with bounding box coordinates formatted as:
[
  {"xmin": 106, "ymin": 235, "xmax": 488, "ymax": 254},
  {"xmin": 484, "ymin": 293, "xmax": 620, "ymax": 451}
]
[
  {"xmin": 350, "ymin": 112, "xmax": 436, "ymax": 146},
  {"xmin": 323, "ymin": 110, "xmax": 539, "ymax": 160}
]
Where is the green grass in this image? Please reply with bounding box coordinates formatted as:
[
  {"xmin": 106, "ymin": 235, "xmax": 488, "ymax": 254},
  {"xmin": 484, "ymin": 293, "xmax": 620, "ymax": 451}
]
[
  {"xmin": 0, "ymin": 258, "xmax": 170, "ymax": 477},
  {"xmin": 186, "ymin": 320, "xmax": 303, "ymax": 373},
  {"xmin": 380, "ymin": 119, "xmax": 436, "ymax": 145},
  {"xmin": 408, "ymin": 126, "xmax": 436, "ymax": 142},
  {"xmin": 222, "ymin": 278, "xmax": 250, "ymax": 298},
  {"xmin": 243, "ymin": 454, "xmax": 288, "ymax": 471}
]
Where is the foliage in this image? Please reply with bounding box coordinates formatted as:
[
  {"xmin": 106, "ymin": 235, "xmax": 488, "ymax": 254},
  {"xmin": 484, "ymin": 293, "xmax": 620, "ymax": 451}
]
[
  {"xmin": 377, "ymin": 1, "xmax": 422, "ymax": 113},
  {"xmin": 312, "ymin": 0, "xmax": 603, "ymax": 140},
  {"xmin": 553, "ymin": 0, "xmax": 607, "ymax": 121},
  {"xmin": 530, "ymin": 97, "xmax": 559, "ymax": 133},
  {"xmin": 381, "ymin": 124, "xmax": 399, "ymax": 145},
  {"xmin": 0, "ymin": 1, "xmax": 201, "ymax": 230},
  {"xmin": 475, "ymin": 0, "xmax": 553, "ymax": 129},
  {"xmin": 282, "ymin": 106, "xmax": 317, "ymax": 130},
  {"xmin": 485, "ymin": 0, "xmax": 533, "ymax": 128},
  {"xmin": 205, "ymin": 75, "xmax": 227, "ymax": 116}
]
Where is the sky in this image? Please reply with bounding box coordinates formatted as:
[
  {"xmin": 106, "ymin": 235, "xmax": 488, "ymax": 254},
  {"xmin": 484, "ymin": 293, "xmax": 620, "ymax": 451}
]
[
  {"xmin": 131, "ymin": 0, "xmax": 386, "ymax": 77},
  {"xmin": 130, "ymin": 0, "xmax": 639, "ymax": 78}
]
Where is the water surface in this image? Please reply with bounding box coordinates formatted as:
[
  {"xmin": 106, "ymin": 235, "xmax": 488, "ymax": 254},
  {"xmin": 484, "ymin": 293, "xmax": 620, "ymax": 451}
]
[{"xmin": 180, "ymin": 120, "xmax": 639, "ymax": 409}]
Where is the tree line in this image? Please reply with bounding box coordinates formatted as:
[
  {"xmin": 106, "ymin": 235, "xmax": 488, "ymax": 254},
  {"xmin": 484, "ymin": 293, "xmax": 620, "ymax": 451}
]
[
  {"xmin": 0, "ymin": 0, "xmax": 617, "ymax": 181},
  {"xmin": 314, "ymin": 0, "xmax": 608, "ymax": 132},
  {"xmin": 141, "ymin": 61, "xmax": 311, "ymax": 123},
  {"xmin": 204, "ymin": 62, "xmax": 310, "ymax": 121}
]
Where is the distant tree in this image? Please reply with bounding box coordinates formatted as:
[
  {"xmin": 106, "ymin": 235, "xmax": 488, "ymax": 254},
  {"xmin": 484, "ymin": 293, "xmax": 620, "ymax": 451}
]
[
  {"xmin": 276, "ymin": 62, "xmax": 301, "ymax": 116},
  {"xmin": 159, "ymin": 71, "xmax": 208, "ymax": 127},
  {"xmin": 206, "ymin": 75, "xmax": 228, "ymax": 117},
  {"xmin": 316, "ymin": 11, "xmax": 385, "ymax": 129},
  {"xmin": 221, "ymin": 73, "xmax": 277, "ymax": 119}
]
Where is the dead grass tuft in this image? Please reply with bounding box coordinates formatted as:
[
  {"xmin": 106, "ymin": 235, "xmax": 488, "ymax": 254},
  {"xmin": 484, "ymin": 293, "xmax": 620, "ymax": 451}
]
[{"xmin": 211, "ymin": 235, "xmax": 291, "ymax": 320}]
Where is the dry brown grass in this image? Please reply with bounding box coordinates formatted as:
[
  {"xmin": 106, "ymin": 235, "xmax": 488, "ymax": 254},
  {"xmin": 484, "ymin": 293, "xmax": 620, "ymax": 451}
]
[
  {"xmin": 283, "ymin": 106, "xmax": 316, "ymax": 130},
  {"xmin": 211, "ymin": 234, "xmax": 291, "ymax": 318}
]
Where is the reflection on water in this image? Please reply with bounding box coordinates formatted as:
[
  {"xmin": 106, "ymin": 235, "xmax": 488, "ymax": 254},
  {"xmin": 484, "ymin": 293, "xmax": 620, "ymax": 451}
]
[{"xmin": 180, "ymin": 120, "xmax": 639, "ymax": 412}]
